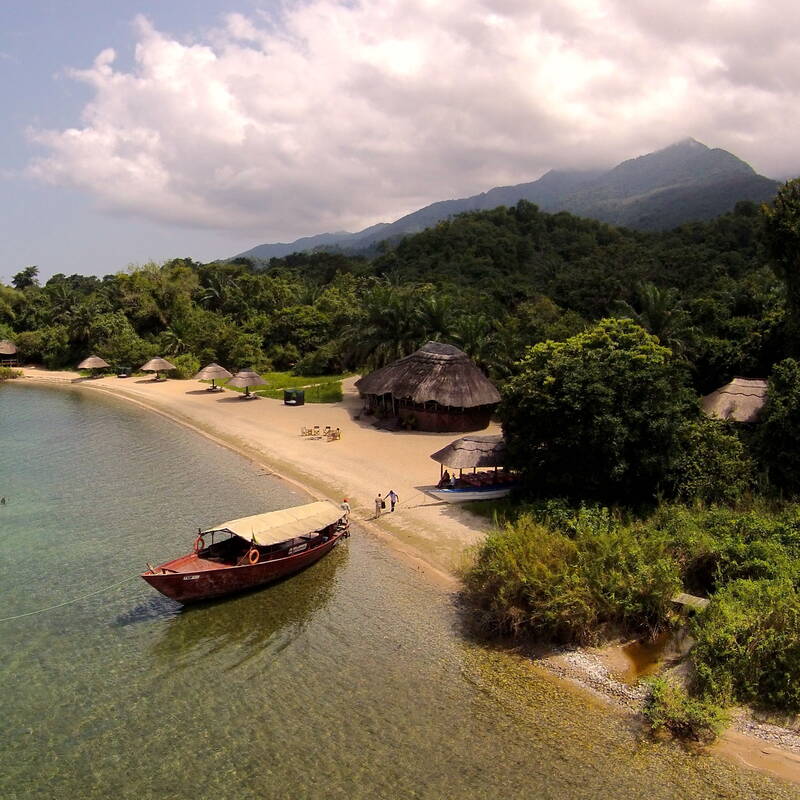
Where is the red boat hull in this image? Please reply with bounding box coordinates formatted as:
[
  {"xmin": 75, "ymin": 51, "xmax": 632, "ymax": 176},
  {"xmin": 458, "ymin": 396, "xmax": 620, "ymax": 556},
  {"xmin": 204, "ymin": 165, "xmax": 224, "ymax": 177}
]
[{"xmin": 142, "ymin": 532, "xmax": 344, "ymax": 604}]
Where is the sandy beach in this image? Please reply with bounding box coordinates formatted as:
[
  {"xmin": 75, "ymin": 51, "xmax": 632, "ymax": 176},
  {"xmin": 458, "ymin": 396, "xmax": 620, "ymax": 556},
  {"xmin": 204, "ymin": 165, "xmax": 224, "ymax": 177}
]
[{"xmin": 18, "ymin": 367, "xmax": 496, "ymax": 587}]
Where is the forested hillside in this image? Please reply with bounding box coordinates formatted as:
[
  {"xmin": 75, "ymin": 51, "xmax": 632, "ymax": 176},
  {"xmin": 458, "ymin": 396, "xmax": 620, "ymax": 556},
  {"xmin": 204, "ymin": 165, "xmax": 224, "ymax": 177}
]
[{"xmin": 0, "ymin": 198, "xmax": 786, "ymax": 397}]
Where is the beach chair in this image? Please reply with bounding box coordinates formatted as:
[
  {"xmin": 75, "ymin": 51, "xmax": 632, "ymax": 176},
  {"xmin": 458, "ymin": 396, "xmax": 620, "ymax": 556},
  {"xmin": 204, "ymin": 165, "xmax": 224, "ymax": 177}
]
[{"xmin": 300, "ymin": 426, "xmax": 313, "ymax": 436}]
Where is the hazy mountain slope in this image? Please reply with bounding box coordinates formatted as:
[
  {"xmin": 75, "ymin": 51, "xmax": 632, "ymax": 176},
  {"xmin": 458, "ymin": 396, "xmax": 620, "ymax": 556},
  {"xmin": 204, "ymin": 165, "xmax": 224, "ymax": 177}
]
[{"xmin": 235, "ymin": 139, "xmax": 778, "ymax": 261}]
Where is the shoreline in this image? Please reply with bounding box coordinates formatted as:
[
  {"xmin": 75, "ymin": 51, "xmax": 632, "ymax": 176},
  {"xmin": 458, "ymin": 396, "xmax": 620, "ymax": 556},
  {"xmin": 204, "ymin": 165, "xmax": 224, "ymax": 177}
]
[{"xmin": 11, "ymin": 368, "xmax": 800, "ymax": 785}]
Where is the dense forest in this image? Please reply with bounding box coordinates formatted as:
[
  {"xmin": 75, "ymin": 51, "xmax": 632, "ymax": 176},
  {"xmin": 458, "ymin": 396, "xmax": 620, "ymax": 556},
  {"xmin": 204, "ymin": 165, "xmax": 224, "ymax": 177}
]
[
  {"xmin": 4, "ymin": 183, "xmax": 800, "ymax": 734},
  {"xmin": 0, "ymin": 196, "xmax": 787, "ymax": 390}
]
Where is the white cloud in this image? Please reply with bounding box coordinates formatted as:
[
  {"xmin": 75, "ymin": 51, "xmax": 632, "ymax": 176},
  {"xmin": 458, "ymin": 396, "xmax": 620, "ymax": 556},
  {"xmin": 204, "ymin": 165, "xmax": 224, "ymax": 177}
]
[{"xmin": 27, "ymin": 1, "xmax": 800, "ymax": 239}]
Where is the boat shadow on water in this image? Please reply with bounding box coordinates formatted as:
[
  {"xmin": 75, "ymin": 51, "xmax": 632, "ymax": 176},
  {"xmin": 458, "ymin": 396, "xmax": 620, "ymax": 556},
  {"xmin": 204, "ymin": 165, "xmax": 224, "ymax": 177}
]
[{"xmin": 125, "ymin": 545, "xmax": 348, "ymax": 672}]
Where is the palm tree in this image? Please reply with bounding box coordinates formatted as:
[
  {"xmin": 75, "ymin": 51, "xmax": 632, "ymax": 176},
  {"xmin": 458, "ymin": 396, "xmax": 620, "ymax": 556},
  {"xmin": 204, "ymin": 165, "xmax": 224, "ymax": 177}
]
[{"xmin": 614, "ymin": 283, "xmax": 697, "ymax": 356}]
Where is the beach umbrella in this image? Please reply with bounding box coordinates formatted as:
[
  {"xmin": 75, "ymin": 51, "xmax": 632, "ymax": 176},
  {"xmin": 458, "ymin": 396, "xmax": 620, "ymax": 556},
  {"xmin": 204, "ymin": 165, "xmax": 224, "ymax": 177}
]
[
  {"xmin": 194, "ymin": 362, "xmax": 233, "ymax": 391},
  {"xmin": 77, "ymin": 355, "xmax": 110, "ymax": 377},
  {"xmin": 226, "ymin": 369, "xmax": 268, "ymax": 398},
  {"xmin": 140, "ymin": 357, "xmax": 176, "ymax": 381}
]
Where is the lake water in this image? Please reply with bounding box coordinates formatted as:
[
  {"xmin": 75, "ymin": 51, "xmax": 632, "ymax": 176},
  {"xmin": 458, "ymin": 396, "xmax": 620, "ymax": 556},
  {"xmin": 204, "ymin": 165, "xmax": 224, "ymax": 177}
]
[{"xmin": 0, "ymin": 382, "xmax": 796, "ymax": 799}]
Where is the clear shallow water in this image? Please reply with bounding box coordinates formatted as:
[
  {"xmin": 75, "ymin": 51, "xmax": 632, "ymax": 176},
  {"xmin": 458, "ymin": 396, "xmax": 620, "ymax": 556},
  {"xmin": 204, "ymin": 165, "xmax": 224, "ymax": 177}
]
[{"xmin": 0, "ymin": 382, "xmax": 796, "ymax": 800}]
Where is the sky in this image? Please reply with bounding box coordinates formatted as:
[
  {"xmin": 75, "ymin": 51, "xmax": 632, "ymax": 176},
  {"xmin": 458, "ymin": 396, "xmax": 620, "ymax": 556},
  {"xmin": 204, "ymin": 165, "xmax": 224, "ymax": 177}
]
[{"xmin": 2, "ymin": 0, "xmax": 800, "ymax": 283}]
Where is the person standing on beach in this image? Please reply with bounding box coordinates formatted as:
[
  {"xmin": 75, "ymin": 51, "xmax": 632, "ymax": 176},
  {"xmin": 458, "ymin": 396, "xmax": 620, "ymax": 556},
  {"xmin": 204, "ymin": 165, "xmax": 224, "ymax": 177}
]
[
  {"xmin": 340, "ymin": 498, "xmax": 351, "ymax": 521},
  {"xmin": 386, "ymin": 490, "xmax": 398, "ymax": 512},
  {"xmin": 374, "ymin": 493, "xmax": 383, "ymax": 518}
]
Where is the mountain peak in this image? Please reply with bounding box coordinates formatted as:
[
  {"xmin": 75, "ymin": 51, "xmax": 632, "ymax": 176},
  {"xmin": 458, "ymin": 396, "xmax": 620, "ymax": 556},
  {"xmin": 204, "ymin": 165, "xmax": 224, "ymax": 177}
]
[{"xmin": 665, "ymin": 137, "xmax": 708, "ymax": 151}]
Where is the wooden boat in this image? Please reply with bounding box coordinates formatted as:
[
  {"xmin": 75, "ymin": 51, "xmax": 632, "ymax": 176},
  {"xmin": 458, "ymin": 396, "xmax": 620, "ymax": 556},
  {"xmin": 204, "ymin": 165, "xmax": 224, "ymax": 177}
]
[
  {"xmin": 427, "ymin": 483, "xmax": 518, "ymax": 503},
  {"xmin": 141, "ymin": 500, "xmax": 349, "ymax": 603}
]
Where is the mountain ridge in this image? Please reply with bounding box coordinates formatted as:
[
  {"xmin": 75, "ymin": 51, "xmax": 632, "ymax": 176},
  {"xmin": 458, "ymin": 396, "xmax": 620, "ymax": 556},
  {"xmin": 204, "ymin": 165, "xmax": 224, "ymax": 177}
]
[{"xmin": 236, "ymin": 139, "xmax": 779, "ymax": 262}]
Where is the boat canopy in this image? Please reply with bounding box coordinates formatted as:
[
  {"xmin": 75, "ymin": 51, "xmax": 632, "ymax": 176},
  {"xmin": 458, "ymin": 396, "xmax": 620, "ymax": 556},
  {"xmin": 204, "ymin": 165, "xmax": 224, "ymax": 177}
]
[{"xmin": 204, "ymin": 500, "xmax": 343, "ymax": 546}]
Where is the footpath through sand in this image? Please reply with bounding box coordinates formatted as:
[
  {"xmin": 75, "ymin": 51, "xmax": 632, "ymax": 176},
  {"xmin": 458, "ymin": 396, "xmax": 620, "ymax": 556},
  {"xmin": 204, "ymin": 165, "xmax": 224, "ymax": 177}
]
[{"xmin": 19, "ymin": 368, "xmax": 495, "ymax": 586}]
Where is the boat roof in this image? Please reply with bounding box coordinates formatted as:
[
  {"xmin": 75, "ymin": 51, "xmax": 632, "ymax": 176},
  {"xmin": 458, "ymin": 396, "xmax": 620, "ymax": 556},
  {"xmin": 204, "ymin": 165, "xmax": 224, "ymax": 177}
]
[{"xmin": 204, "ymin": 500, "xmax": 343, "ymax": 546}]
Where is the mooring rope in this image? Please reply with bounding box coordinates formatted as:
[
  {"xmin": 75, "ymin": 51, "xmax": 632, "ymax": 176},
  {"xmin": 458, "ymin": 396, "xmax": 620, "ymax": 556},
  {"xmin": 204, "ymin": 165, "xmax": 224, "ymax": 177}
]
[{"xmin": 0, "ymin": 574, "xmax": 141, "ymax": 623}]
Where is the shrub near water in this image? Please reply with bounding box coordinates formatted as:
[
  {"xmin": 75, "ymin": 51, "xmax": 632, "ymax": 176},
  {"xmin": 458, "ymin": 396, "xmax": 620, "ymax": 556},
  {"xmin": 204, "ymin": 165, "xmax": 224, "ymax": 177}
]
[
  {"xmin": 462, "ymin": 513, "xmax": 680, "ymax": 644},
  {"xmin": 691, "ymin": 579, "xmax": 800, "ymax": 710},
  {"xmin": 643, "ymin": 678, "xmax": 729, "ymax": 742}
]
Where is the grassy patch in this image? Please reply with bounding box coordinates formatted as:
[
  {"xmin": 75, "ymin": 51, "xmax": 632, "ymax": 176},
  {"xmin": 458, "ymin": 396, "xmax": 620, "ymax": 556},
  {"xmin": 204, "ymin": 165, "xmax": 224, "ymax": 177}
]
[
  {"xmin": 203, "ymin": 371, "xmax": 348, "ymax": 403},
  {"xmin": 643, "ymin": 677, "xmax": 729, "ymax": 742},
  {"xmin": 0, "ymin": 366, "xmax": 22, "ymax": 380}
]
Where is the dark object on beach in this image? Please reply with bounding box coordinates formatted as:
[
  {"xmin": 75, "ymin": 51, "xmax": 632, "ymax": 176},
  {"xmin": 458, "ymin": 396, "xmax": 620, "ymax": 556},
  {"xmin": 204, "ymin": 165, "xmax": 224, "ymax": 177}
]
[
  {"xmin": 355, "ymin": 341, "xmax": 500, "ymax": 432},
  {"xmin": 141, "ymin": 501, "xmax": 349, "ymax": 603},
  {"xmin": 77, "ymin": 355, "xmax": 110, "ymax": 377},
  {"xmin": 284, "ymin": 389, "xmax": 305, "ymax": 406},
  {"xmin": 140, "ymin": 357, "xmax": 176, "ymax": 381},
  {"xmin": 116, "ymin": 365, "xmax": 132, "ymax": 378},
  {"xmin": 194, "ymin": 362, "xmax": 233, "ymax": 392},
  {"xmin": 226, "ymin": 369, "xmax": 268, "ymax": 398}
]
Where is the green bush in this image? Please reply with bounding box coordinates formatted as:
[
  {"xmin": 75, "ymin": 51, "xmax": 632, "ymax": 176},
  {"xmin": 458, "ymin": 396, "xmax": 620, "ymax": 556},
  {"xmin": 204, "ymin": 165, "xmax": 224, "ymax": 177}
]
[
  {"xmin": 756, "ymin": 358, "xmax": 800, "ymax": 493},
  {"xmin": 643, "ymin": 677, "xmax": 728, "ymax": 742},
  {"xmin": 169, "ymin": 353, "xmax": 201, "ymax": 380},
  {"xmin": 462, "ymin": 512, "xmax": 680, "ymax": 643},
  {"xmin": 671, "ymin": 417, "xmax": 754, "ymax": 505},
  {"xmin": 0, "ymin": 366, "xmax": 22, "ymax": 380},
  {"xmin": 293, "ymin": 341, "xmax": 343, "ymax": 376},
  {"xmin": 691, "ymin": 578, "xmax": 800, "ymax": 710},
  {"xmin": 501, "ymin": 318, "xmax": 694, "ymax": 503},
  {"xmin": 651, "ymin": 505, "xmax": 800, "ymax": 594}
]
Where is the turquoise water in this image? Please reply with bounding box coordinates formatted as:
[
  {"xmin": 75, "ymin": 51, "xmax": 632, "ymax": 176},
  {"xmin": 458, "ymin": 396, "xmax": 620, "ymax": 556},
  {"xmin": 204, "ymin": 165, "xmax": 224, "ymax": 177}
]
[{"xmin": 0, "ymin": 382, "xmax": 796, "ymax": 799}]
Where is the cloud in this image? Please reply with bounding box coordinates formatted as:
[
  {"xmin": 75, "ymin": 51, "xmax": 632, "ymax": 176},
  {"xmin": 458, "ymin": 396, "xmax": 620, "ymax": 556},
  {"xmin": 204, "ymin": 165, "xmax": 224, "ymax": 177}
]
[{"xmin": 27, "ymin": 1, "xmax": 800, "ymax": 239}]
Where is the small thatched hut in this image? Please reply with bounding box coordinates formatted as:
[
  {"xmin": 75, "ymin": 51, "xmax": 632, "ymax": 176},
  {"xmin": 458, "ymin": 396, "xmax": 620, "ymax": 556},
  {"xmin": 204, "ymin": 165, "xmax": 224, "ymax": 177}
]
[
  {"xmin": 430, "ymin": 434, "xmax": 506, "ymax": 470},
  {"xmin": 0, "ymin": 339, "xmax": 17, "ymax": 367},
  {"xmin": 355, "ymin": 342, "xmax": 500, "ymax": 432},
  {"xmin": 701, "ymin": 377, "xmax": 767, "ymax": 423}
]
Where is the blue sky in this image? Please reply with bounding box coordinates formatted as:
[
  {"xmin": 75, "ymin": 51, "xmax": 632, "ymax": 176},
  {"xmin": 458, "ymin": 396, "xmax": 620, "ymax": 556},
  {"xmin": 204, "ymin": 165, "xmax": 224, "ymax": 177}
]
[
  {"xmin": 2, "ymin": 1, "xmax": 800, "ymax": 284},
  {"xmin": 0, "ymin": 1, "xmax": 264, "ymax": 283}
]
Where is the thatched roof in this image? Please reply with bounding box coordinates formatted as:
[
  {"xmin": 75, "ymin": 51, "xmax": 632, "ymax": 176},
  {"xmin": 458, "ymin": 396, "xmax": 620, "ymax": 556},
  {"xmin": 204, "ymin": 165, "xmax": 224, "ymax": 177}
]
[
  {"xmin": 194, "ymin": 362, "xmax": 233, "ymax": 381},
  {"xmin": 0, "ymin": 340, "xmax": 17, "ymax": 355},
  {"xmin": 77, "ymin": 355, "xmax": 110, "ymax": 370},
  {"xmin": 701, "ymin": 377, "xmax": 767, "ymax": 423},
  {"xmin": 140, "ymin": 357, "xmax": 176, "ymax": 372},
  {"xmin": 355, "ymin": 342, "xmax": 500, "ymax": 408},
  {"xmin": 430, "ymin": 434, "xmax": 506, "ymax": 468},
  {"xmin": 226, "ymin": 370, "xmax": 268, "ymax": 389}
]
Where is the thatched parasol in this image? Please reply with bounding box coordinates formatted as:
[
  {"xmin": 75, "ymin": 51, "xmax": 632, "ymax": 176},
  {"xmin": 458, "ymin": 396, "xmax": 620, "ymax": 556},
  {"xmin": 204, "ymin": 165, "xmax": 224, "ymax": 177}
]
[
  {"xmin": 194, "ymin": 362, "xmax": 233, "ymax": 391},
  {"xmin": 77, "ymin": 355, "xmax": 110, "ymax": 376},
  {"xmin": 226, "ymin": 369, "xmax": 268, "ymax": 398},
  {"xmin": 430, "ymin": 434, "xmax": 506, "ymax": 469},
  {"xmin": 701, "ymin": 377, "xmax": 767, "ymax": 423},
  {"xmin": 355, "ymin": 342, "xmax": 500, "ymax": 408},
  {"xmin": 140, "ymin": 357, "xmax": 176, "ymax": 381},
  {"xmin": 0, "ymin": 339, "xmax": 17, "ymax": 366}
]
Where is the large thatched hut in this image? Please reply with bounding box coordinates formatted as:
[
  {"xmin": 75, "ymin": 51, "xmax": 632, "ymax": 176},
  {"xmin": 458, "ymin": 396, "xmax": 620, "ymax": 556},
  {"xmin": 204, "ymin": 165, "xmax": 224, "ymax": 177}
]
[
  {"xmin": 0, "ymin": 339, "xmax": 17, "ymax": 367},
  {"xmin": 701, "ymin": 377, "xmax": 767, "ymax": 423},
  {"xmin": 355, "ymin": 342, "xmax": 500, "ymax": 432}
]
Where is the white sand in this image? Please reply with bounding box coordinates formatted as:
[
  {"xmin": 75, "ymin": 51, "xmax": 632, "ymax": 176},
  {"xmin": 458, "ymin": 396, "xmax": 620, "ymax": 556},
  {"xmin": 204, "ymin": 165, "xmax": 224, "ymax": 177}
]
[{"xmin": 19, "ymin": 368, "xmax": 497, "ymax": 586}]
